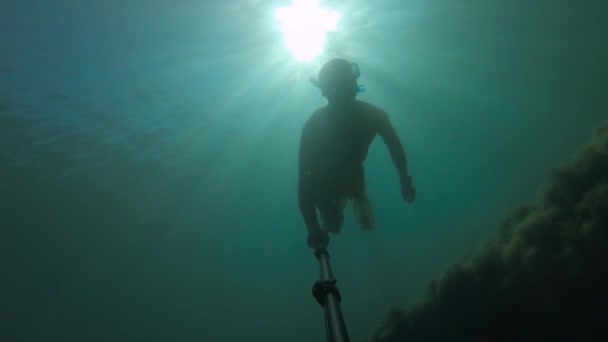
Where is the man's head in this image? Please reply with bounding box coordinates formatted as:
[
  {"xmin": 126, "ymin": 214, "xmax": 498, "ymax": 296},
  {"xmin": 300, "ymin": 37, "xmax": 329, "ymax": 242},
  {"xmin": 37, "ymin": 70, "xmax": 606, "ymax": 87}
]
[{"xmin": 316, "ymin": 58, "xmax": 360, "ymax": 104}]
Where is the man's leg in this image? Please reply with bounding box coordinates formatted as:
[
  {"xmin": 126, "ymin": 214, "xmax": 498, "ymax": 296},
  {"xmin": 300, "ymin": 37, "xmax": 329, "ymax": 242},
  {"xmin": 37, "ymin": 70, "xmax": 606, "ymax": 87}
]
[{"xmin": 349, "ymin": 166, "xmax": 375, "ymax": 230}]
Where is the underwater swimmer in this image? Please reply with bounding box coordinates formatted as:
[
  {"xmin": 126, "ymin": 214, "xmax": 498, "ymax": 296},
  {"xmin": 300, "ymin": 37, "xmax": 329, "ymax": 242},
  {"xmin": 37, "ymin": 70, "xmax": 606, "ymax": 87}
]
[{"xmin": 298, "ymin": 58, "xmax": 416, "ymax": 249}]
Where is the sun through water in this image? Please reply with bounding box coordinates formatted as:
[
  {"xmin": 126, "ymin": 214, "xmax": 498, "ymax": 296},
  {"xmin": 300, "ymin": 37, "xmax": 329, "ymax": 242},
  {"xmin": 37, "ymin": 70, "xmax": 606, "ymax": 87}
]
[{"xmin": 274, "ymin": 0, "xmax": 342, "ymax": 62}]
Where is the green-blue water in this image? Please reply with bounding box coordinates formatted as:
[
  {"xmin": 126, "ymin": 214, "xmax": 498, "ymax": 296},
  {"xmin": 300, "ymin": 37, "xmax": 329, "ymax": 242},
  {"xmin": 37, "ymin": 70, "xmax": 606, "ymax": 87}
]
[{"xmin": 1, "ymin": 0, "xmax": 607, "ymax": 341}]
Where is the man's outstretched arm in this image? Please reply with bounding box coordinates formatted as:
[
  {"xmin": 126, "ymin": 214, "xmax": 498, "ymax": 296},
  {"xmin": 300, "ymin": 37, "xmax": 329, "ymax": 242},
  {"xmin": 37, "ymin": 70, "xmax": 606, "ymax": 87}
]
[
  {"xmin": 298, "ymin": 119, "xmax": 321, "ymax": 232},
  {"xmin": 298, "ymin": 114, "xmax": 330, "ymax": 249}
]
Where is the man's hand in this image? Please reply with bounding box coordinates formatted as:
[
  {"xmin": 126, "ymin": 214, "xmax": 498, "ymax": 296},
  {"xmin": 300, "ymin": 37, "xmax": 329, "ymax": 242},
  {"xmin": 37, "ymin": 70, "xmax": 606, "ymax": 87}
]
[
  {"xmin": 307, "ymin": 229, "xmax": 329, "ymax": 249},
  {"xmin": 401, "ymin": 178, "xmax": 416, "ymax": 203}
]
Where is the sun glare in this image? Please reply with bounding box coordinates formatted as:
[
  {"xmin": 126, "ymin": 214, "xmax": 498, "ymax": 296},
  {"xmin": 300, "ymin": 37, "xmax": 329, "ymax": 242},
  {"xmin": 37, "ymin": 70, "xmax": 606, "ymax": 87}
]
[{"xmin": 274, "ymin": 0, "xmax": 342, "ymax": 62}]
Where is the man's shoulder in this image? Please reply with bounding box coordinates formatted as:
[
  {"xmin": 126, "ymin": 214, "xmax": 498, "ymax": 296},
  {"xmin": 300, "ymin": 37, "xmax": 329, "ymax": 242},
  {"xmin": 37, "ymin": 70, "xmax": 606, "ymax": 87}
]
[
  {"xmin": 303, "ymin": 106, "xmax": 328, "ymax": 131},
  {"xmin": 307, "ymin": 106, "xmax": 329, "ymax": 122}
]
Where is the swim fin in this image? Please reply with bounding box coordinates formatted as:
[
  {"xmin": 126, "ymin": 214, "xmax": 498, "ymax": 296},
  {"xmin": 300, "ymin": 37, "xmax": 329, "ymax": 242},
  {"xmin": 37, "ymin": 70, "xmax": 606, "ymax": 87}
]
[{"xmin": 353, "ymin": 194, "xmax": 375, "ymax": 230}]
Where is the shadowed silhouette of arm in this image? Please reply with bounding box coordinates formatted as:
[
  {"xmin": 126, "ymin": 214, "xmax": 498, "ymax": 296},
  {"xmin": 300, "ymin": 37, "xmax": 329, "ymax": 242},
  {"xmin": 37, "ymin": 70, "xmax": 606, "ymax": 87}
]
[{"xmin": 298, "ymin": 116, "xmax": 321, "ymax": 231}]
